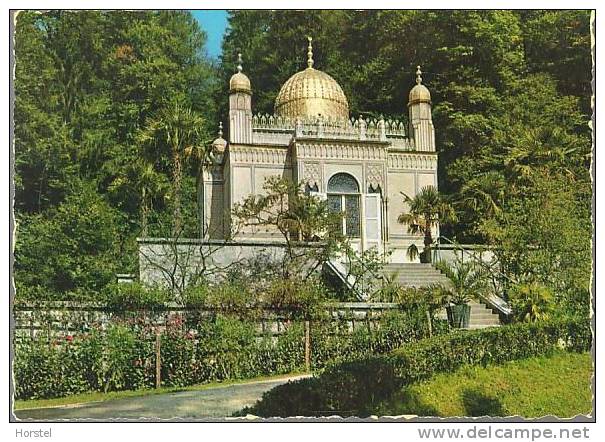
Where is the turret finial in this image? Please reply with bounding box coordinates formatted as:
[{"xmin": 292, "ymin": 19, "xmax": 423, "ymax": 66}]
[
  {"xmin": 237, "ymin": 53, "xmax": 243, "ymax": 73},
  {"xmin": 307, "ymin": 36, "xmax": 314, "ymax": 69},
  {"xmin": 218, "ymin": 121, "xmax": 223, "ymax": 138},
  {"xmin": 416, "ymin": 65, "xmax": 422, "ymax": 85}
]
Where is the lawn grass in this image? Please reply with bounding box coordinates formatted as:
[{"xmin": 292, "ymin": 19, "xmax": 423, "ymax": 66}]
[
  {"xmin": 14, "ymin": 371, "xmax": 307, "ymax": 411},
  {"xmin": 376, "ymin": 351, "xmax": 593, "ymax": 418}
]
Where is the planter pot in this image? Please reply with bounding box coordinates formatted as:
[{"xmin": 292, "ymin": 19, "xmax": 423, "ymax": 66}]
[
  {"xmin": 419, "ymin": 249, "xmax": 431, "ymax": 263},
  {"xmin": 447, "ymin": 304, "xmax": 471, "ymax": 329}
]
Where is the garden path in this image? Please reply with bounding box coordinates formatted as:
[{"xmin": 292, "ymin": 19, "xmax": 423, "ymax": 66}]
[{"xmin": 15, "ymin": 374, "xmax": 311, "ymax": 421}]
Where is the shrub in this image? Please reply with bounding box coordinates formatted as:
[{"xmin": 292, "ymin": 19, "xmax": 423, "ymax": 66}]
[
  {"xmin": 245, "ymin": 317, "xmax": 591, "ymax": 417},
  {"xmin": 13, "ymin": 307, "xmax": 443, "ymax": 400},
  {"xmin": 263, "ymin": 277, "xmax": 327, "ymax": 319},
  {"xmin": 509, "ymin": 282, "xmax": 554, "ymax": 322},
  {"xmin": 181, "ymin": 283, "xmax": 210, "ymax": 308},
  {"xmin": 102, "ymin": 282, "xmax": 169, "ymax": 311}
]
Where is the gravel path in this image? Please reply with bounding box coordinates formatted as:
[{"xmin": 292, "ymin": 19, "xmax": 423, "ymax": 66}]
[{"xmin": 15, "ymin": 375, "xmax": 310, "ymax": 421}]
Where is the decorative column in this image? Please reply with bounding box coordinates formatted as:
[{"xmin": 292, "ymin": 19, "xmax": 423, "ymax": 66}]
[{"xmin": 229, "ymin": 53, "xmax": 253, "ymax": 144}]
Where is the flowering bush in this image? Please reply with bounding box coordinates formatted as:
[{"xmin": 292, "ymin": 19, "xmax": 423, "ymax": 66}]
[{"xmin": 14, "ymin": 309, "xmax": 441, "ymax": 400}]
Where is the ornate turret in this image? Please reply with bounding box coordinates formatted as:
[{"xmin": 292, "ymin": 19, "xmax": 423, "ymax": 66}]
[
  {"xmin": 229, "ymin": 53, "xmax": 253, "ymax": 144},
  {"xmin": 408, "ymin": 66, "xmax": 435, "ymax": 152},
  {"xmin": 274, "ymin": 37, "xmax": 349, "ymax": 121},
  {"xmin": 212, "ymin": 122, "xmax": 227, "ymax": 153}
]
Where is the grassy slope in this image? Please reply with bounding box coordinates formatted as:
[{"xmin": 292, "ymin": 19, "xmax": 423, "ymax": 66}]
[
  {"xmin": 376, "ymin": 351, "xmax": 593, "ymax": 418},
  {"xmin": 13, "ymin": 371, "xmax": 306, "ymax": 410}
]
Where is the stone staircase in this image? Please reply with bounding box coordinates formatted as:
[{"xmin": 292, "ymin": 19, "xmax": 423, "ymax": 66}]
[
  {"xmin": 381, "ymin": 263, "xmax": 500, "ymax": 329},
  {"xmin": 380, "ymin": 263, "xmax": 450, "ymax": 287},
  {"xmin": 467, "ymin": 300, "xmax": 501, "ymax": 329}
]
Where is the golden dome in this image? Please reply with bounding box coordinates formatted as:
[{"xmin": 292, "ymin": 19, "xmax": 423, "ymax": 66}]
[
  {"xmin": 408, "ymin": 65, "xmax": 431, "ymax": 105},
  {"xmin": 274, "ymin": 37, "xmax": 349, "ymax": 120},
  {"xmin": 230, "ymin": 72, "xmax": 251, "ymax": 94},
  {"xmin": 229, "ymin": 53, "xmax": 251, "ymax": 94}
]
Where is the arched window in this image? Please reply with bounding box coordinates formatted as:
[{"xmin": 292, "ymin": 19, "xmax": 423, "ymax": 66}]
[{"xmin": 327, "ymin": 173, "xmax": 361, "ymax": 238}]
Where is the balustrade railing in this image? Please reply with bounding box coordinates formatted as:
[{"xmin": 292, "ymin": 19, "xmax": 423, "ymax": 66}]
[{"xmin": 251, "ymin": 113, "xmax": 409, "ymax": 143}]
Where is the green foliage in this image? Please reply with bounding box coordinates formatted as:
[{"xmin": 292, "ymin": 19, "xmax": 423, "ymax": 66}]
[
  {"xmin": 14, "ymin": 307, "xmax": 441, "ymax": 400},
  {"xmin": 181, "ymin": 283, "xmax": 210, "ymax": 308},
  {"xmin": 263, "ymin": 277, "xmax": 328, "ymax": 319},
  {"xmin": 341, "ymin": 247, "xmax": 391, "ymax": 300},
  {"xmin": 398, "ymin": 186, "xmax": 457, "ymax": 262},
  {"xmin": 509, "ymin": 282, "xmax": 554, "ymax": 323},
  {"xmin": 15, "ymin": 184, "xmax": 124, "ymax": 300},
  {"xmin": 204, "ymin": 280, "xmax": 257, "ymax": 316},
  {"xmin": 435, "ymin": 260, "xmax": 487, "ymax": 305},
  {"xmin": 102, "ymin": 282, "xmax": 170, "ymax": 311},
  {"xmin": 14, "ymin": 10, "xmax": 216, "ymax": 298},
  {"xmin": 136, "ymin": 100, "xmax": 209, "ymax": 235},
  {"xmin": 371, "ymin": 282, "xmax": 448, "ymax": 318},
  {"xmin": 233, "ymin": 176, "xmax": 346, "ymax": 280},
  {"xmin": 244, "ymin": 317, "xmax": 591, "ymax": 417},
  {"xmin": 480, "ymin": 170, "xmax": 591, "ymax": 314}
]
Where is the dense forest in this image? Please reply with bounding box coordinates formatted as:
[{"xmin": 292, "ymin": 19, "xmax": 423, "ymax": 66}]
[{"xmin": 13, "ymin": 10, "xmax": 592, "ymax": 308}]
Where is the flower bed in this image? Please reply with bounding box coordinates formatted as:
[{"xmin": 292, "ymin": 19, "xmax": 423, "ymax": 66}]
[{"xmin": 14, "ymin": 308, "xmax": 443, "ymax": 400}]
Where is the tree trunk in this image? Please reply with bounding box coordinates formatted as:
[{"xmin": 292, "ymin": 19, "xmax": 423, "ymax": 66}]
[
  {"xmin": 196, "ymin": 165, "xmax": 205, "ymax": 239},
  {"xmin": 172, "ymin": 148, "xmax": 182, "ymax": 235},
  {"xmin": 423, "ymin": 220, "xmax": 433, "ymax": 263},
  {"xmin": 141, "ymin": 187, "xmax": 149, "ymax": 237}
]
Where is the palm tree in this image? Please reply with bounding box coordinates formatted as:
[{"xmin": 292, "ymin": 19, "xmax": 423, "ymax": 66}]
[
  {"xmin": 134, "ymin": 161, "xmax": 169, "ymax": 237},
  {"xmin": 137, "ymin": 101, "xmax": 206, "ymax": 235},
  {"xmin": 459, "ymin": 171, "xmax": 505, "ymax": 220},
  {"xmin": 509, "ymin": 282, "xmax": 553, "ymax": 322},
  {"xmin": 503, "ymin": 126, "xmax": 577, "ymax": 181},
  {"xmin": 435, "ymin": 260, "xmax": 486, "ymax": 305},
  {"xmin": 398, "ymin": 186, "xmax": 457, "ymax": 263}
]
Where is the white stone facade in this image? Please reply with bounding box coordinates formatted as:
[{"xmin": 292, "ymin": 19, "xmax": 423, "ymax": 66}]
[{"xmin": 201, "ymin": 61, "xmax": 438, "ymax": 264}]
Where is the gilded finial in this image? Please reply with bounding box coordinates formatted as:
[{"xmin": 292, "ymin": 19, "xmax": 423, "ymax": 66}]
[
  {"xmin": 416, "ymin": 65, "xmax": 422, "ymax": 85},
  {"xmin": 218, "ymin": 121, "xmax": 223, "ymax": 138},
  {"xmin": 237, "ymin": 53, "xmax": 243, "ymax": 73},
  {"xmin": 307, "ymin": 36, "xmax": 314, "ymax": 69}
]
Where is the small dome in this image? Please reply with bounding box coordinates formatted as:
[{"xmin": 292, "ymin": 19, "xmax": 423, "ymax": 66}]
[
  {"xmin": 230, "ymin": 72, "xmax": 251, "ymax": 94},
  {"xmin": 408, "ymin": 65, "xmax": 431, "ymax": 105},
  {"xmin": 229, "ymin": 53, "xmax": 251, "ymax": 94},
  {"xmin": 212, "ymin": 136, "xmax": 227, "ymax": 153},
  {"xmin": 408, "ymin": 84, "xmax": 431, "ymax": 105},
  {"xmin": 274, "ymin": 37, "xmax": 349, "ymax": 120},
  {"xmin": 212, "ymin": 122, "xmax": 227, "ymax": 153}
]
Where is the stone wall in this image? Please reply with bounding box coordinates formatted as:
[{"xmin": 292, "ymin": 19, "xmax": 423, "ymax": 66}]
[
  {"xmin": 13, "ymin": 302, "xmax": 402, "ymax": 340},
  {"xmin": 137, "ymin": 238, "xmax": 288, "ymax": 288}
]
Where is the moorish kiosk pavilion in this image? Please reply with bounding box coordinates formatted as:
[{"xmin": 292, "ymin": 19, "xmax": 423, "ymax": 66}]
[
  {"xmin": 137, "ymin": 37, "xmax": 506, "ymax": 323},
  {"xmin": 204, "ymin": 38, "xmax": 437, "ymax": 261}
]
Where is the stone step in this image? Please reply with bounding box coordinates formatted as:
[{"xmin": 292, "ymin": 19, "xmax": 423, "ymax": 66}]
[
  {"xmin": 389, "ymin": 277, "xmax": 450, "ymax": 283},
  {"xmin": 468, "ymin": 324, "xmax": 501, "ymax": 330},
  {"xmin": 378, "ymin": 264, "xmax": 501, "ymax": 329},
  {"xmin": 470, "ymin": 317, "xmax": 500, "ymax": 324},
  {"xmin": 470, "ymin": 313, "xmax": 499, "ymax": 320},
  {"xmin": 383, "ymin": 270, "xmax": 446, "ymax": 275}
]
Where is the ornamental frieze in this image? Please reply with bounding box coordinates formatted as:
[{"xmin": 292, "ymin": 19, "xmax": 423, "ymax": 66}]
[
  {"xmin": 229, "ymin": 146, "xmax": 291, "ymax": 165},
  {"xmin": 295, "ymin": 142, "xmax": 388, "ymax": 161},
  {"xmin": 387, "ymin": 152, "xmax": 437, "ymax": 170}
]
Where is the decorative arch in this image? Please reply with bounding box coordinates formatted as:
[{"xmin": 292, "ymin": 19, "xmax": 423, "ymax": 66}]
[
  {"xmin": 327, "ymin": 172, "xmax": 361, "ymax": 238},
  {"xmin": 327, "ymin": 172, "xmax": 360, "ymax": 194}
]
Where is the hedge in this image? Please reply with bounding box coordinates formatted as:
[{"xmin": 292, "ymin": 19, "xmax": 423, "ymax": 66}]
[
  {"xmin": 14, "ymin": 309, "xmax": 443, "ymax": 400},
  {"xmin": 243, "ymin": 317, "xmax": 592, "ymax": 417}
]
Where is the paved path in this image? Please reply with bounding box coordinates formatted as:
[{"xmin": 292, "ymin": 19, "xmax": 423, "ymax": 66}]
[{"xmin": 15, "ymin": 375, "xmax": 310, "ymax": 421}]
